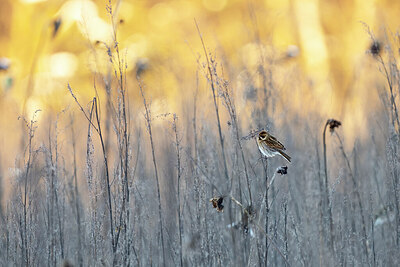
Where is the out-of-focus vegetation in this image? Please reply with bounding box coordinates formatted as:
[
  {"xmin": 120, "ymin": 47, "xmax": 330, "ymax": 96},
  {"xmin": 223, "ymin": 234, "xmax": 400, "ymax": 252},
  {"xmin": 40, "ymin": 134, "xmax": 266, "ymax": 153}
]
[
  {"xmin": 1, "ymin": 0, "xmax": 400, "ymax": 266},
  {"xmin": 0, "ymin": 0, "xmax": 397, "ymax": 164}
]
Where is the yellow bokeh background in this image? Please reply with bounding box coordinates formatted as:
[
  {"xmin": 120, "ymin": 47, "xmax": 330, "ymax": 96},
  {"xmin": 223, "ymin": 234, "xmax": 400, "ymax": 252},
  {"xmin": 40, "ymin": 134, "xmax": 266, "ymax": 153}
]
[{"xmin": 0, "ymin": 0, "xmax": 397, "ymax": 171}]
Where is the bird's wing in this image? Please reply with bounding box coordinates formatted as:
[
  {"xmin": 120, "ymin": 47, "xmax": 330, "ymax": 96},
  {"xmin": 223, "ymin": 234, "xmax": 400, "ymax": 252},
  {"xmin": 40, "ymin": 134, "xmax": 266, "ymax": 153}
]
[{"xmin": 267, "ymin": 135, "xmax": 286, "ymax": 150}]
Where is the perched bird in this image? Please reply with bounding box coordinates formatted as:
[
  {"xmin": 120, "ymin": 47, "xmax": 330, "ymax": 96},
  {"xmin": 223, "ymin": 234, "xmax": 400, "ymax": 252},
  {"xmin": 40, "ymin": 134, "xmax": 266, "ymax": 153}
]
[{"xmin": 257, "ymin": 130, "xmax": 291, "ymax": 162}]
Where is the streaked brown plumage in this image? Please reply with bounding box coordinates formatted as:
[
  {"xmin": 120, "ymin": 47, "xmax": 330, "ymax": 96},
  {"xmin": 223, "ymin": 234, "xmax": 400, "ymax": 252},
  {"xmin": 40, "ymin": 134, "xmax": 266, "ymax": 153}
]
[{"xmin": 257, "ymin": 130, "xmax": 291, "ymax": 162}]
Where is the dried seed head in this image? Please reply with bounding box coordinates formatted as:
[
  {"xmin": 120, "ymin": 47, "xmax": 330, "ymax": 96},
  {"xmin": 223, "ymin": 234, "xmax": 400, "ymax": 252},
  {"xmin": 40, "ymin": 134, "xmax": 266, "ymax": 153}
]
[
  {"xmin": 277, "ymin": 166, "xmax": 288, "ymax": 175},
  {"xmin": 136, "ymin": 58, "xmax": 149, "ymax": 77},
  {"xmin": 327, "ymin": 119, "xmax": 341, "ymax": 133},
  {"xmin": 210, "ymin": 196, "xmax": 224, "ymax": 212},
  {"xmin": 52, "ymin": 18, "xmax": 62, "ymax": 38},
  {"xmin": 370, "ymin": 41, "xmax": 381, "ymax": 56}
]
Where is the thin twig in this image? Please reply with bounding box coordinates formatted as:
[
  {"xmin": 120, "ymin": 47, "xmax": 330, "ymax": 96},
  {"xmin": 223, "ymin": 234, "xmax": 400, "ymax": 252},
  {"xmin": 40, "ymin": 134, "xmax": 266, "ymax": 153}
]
[{"xmin": 194, "ymin": 19, "xmax": 230, "ymax": 182}]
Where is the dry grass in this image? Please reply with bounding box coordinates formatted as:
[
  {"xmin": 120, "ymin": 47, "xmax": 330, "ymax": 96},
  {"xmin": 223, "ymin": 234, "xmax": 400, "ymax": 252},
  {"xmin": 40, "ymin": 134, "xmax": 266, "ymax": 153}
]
[{"xmin": 0, "ymin": 5, "xmax": 400, "ymax": 267}]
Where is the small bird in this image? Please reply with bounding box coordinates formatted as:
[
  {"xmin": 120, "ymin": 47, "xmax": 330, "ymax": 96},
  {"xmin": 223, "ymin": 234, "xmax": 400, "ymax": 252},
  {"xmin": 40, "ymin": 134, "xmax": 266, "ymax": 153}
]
[{"xmin": 257, "ymin": 130, "xmax": 291, "ymax": 162}]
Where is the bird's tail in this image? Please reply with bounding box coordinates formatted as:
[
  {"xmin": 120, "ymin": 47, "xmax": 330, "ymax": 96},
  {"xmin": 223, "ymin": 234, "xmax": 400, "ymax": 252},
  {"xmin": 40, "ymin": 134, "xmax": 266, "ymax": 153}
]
[{"xmin": 279, "ymin": 150, "xmax": 291, "ymax": 162}]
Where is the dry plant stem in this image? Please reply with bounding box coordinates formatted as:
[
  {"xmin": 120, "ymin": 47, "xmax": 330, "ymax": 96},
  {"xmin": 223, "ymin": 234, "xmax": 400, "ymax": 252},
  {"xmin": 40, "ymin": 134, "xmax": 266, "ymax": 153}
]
[
  {"xmin": 173, "ymin": 115, "xmax": 184, "ymax": 267},
  {"xmin": 92, "ymin": 97, "xmax": 116, "ymax": 252},
  {"xmin": 108, "ymin": 2, "xmax": 130, "ymax": 200},
  {"xmin": 85, "ymin": 104, "xmax": 96, "ymax": 260},
  {"xmin": 283, "ymin": 201, "xmax": 288, "ymax": 263},
  {"xmin": 315, "ymin": 138, "xmax": 325, "ymax": 265},
  {"xmin": 139, "ymin": 81, "xmax": 166, "ymax": 266},
  {"xmin": 264, "ymin": 158, "xmax": 269, "ymax": 265},
  {"xmin": 47, "ymin": 121, "xmax": 54, "ymax": 266},
  {"xmin": 67, "ymin": 84, "xmax": 99, "ymax": 133},
  {"xmin": 69, "ymin": 84, "xmax": 116, "ymax": 253},
  {"xmin": 267, "ymin": 170, "xmax": 278, "ymax": 192},
  {"xmin": 193, "ymin": 70, "xmax": 200, "ymax": 223},
  {"xmin": 236, "ymin": 129, "xmax": 252, "ymax": 205},
  {"xmin": 22, "ymin": 117, "xmax": 35, "ymax": 266},
  {"xmin": 56, "ymin": 121, "xmax": 65, "ymax": 259},
  {"xmin": 70, "ymin": 91, "xmax": 115, "ymax": 252},
  {"xmin": 378, "ymin": 53, "xmax": 400, "ymax": 245},
  {"xmin": 220, "ymin": 81, "xmax": 248, "ymax": 263},
  {"xmin": 192, "ymin": 74, "xmax": 208, "ymax": 264},
  {"xmin": 229, "ymin": 195, "xmax": 291, "ymax": 267},
  {"xmin": 334, "ymin": 132, "xmax": 369, "ymax": 262},
  {"xmin": 5, "ymin": 205, "xmax": 9, "ymax": 261},
  {"xmin": 105, "ymin": 3, "xmax": 132, "ymax": 260},
  {"xmin": 111, "ymin": 55, "xmax": 130, "ymax": 261},
  {"xmin": 193, "ymin": 70, "xmax": 199, "ymax": 168},
  {"xmin": 322, "ymin": 122, "xmax": 334, "ymax": 251},
  {"xmin": 261, "ymin": 165, "xmax": 288, "ymax": 264},
  {"xmin": 221, "ymin": 81, "xmax": 252, "ymax": 204},
  {"xmin": 371, "ymin": 217, "xmax": 376, "ymax": 266},
  {"xmin": 18, "ymin": 111, "xmax": 40, "ymax": 266},
  {"xmin": 48, "ymin": 121, "xmax": 65, "ymax": 261},
  {"xmin": 378, "ymin": 55, "xmax": 400, "ymax": 133},
  {"xmin": 70, "ymin": 116, "xmax": 83, "ymax": 267},
  {"xmin": 195, "ymin": 20, "xmax": 229, "ymax": 182}
]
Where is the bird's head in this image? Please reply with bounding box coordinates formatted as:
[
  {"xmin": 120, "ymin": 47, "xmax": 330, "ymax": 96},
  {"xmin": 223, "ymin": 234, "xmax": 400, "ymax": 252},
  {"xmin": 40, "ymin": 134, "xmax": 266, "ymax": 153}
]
[{"xmin": 258, "ymin": 130, "xmax": 269, "ymax": 141}]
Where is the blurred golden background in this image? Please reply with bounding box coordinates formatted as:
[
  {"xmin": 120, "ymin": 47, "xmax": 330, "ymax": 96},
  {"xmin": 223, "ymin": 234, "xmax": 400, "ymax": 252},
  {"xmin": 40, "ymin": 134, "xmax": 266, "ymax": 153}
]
[{"xmin": 0, "ymin": 0, "xmax": 397, "ymax": 180}]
